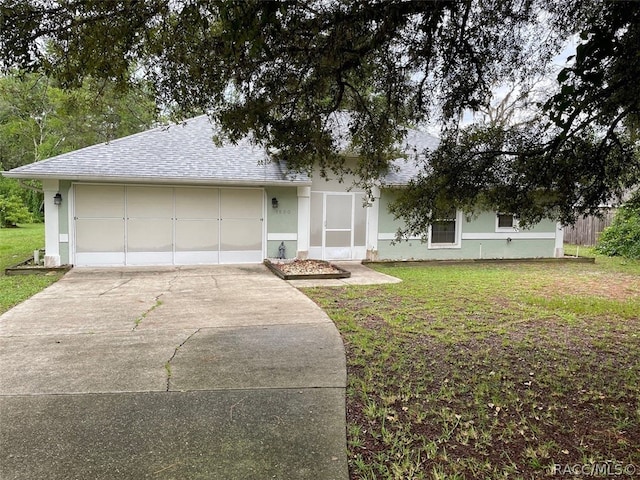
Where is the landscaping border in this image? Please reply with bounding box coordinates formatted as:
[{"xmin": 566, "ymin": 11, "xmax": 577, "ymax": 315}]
[
  {"xmin": 5, "ymin": 257, "xmax": 72, "ymax": 276},
  {"xmin": 363, "ymin": 257, "xmax": 596, "ymax": 267},
  {"xmin": 264, "ymin": 259, "xmax": 351, "ymax": 280}
]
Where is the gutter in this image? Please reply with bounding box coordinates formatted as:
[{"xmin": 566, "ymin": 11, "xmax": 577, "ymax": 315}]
[{"xmin": 1, "ymin": 172, "xmax": 312, "ymax": 187}]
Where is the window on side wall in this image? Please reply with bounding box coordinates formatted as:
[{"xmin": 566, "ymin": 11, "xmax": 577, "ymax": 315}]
[
  {"xmin": 429, "ymin": 209, "xmax": 460, "ymax": 248},
  {"xmin": 496, "ymin": 213, "xmax": 519, "ymax": 231}
]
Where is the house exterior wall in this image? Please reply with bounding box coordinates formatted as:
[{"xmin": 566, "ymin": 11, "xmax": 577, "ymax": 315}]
[
  {"xmin": 310, "ymin": 160, "xmax": 366, "ymax": 193},
  {"xmin": 264, "ymin": 186, "xmax": 299, "ymax": 259},
  {"xmin": 376, "ymin": 189, "xmax": 558, "ymax": 260},
  {"xmin": 45, "ymin": 171, "xmax": 560, "ymax": 266}
]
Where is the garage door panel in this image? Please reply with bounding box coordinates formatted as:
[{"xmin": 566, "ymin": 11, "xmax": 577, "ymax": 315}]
[
  {"xmin": 74, "ymin": 185, "xmax": 263, "ymax": 266},
  {"xmin": 127, "ymin": 187, "xmax": 173, "ymax": 217},
  {"xmin": 175, "ymin": 188, "xmax": 219, "ymax": 219},
  {"xmin": 126, "ymin": 252, "xmax": 174, "ymax": 265},
  {"xmin": 220, "ymin": 219, "xmax": 262, "ymax": 251},
  {"xmin": 75, "ymin": 185, "xmax": 124, "ymax": 218},
  {"xmin": 220, "ymin": 189, "xmax": 263, "ymax": 218},
  {"xmin": 127, "ymin": 219, "xmax": 173, "ymax": 252},
  {"xmin": 75, "ymin": 252, "xmax": 125, "ymax": 266},
  {"xmin": 76, "ymin": 218, "xmax": 125, "ymax": 253},
  {"xmin": 175, "ymin": 220, "xmax": 219, "ymax": 251}
]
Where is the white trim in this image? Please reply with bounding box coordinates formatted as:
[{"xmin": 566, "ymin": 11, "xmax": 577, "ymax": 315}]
[
  {"xmin": 126, "ymin": 252, "xmax": 174, "ymax": 266},
  {"xmin": 42, "ymin": 179, "xmax": 61, "ymax": 266},
  {"xmin": 75, "ymin": 252, "xmax": 125, "ymax": 267},
  {"xmin": 554, "ymin": 223, "xmax": 564, "ymax": 257},
  {"xmin": 67, "ymin": 182, "xmax": 76, "ymax": 265},
  {"xmin": 428, "ymin": 210, "xmax": 463, "ymax": 249},
  {"xmin": 462, "ymin": 232, "xmax": 556, "ymax": 240},
  {"xmin": 59, "ymin": 234, "xmax": 69, "ymax": 242},
  {"xmin": 367, "ymin": 189, "xmax": 380, "ymax": 254},
  {"xmin": 219, "ymin": 250, "xmax": 263, "ymax": 264},
  {"xmin": 267, "ymin": 233, "xmax": 298, "ymax": 241},
  {"xmin": 175, "ymin": 251, "xmax": 219, "ymax": 265},
  {"xmin": 297, "ymin": 186, "xmax": 310, "ymax": 255}
]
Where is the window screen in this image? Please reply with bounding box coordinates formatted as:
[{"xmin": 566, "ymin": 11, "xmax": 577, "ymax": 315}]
[
  {"xmin": 498, "ymin": 214, "xmax": 515, "ymax": 228},
  {"xmin": 431, "ymin": 210, "xmax": 456, "ymax": 244}
]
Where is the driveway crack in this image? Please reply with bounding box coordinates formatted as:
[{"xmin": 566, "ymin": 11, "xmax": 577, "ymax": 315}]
[
  {"xmin": 132, "ymin": 294, "xmax": 164, "ymax": 330},
  {"xmin": 99, "ymin": 279, "xmax": 132, "ymax": 296},
  {"xmin": 165, "ymin": 328, "xmax": 201, "ymax": 392},
  {"xmin": 167, "ymin": 275, "xmax": 179, "ymax": 292}
]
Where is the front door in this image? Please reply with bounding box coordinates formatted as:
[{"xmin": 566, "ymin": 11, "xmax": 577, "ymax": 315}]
[{"xmin": 309, "ymin": 192, "xmax": 367, "ymax": 260}]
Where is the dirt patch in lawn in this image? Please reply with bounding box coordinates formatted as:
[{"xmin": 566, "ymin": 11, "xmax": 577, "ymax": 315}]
[{"xmin": 543, "ymin": 271, "xmax": 640, "ymax": 300}]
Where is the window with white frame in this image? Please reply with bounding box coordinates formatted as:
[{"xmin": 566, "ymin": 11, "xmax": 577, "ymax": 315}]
[
  {"xmin": 496, "ymin": 213, "xmax": 519, "ymax": 231},
  {"xmin": 429, "ymin": 209, "xmax": 461, "ymax": 248}
]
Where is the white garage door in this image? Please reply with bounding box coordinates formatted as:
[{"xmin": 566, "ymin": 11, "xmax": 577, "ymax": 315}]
[{"xmin": 74, "ymin": 185, "xmax": 264, "ymax": 266}]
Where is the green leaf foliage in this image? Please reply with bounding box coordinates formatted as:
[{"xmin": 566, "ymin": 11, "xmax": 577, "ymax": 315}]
[
  {"xmin": 1, "ymin": 1, "xmax": 639, "ymax": 231},
  {"xmin": 0, "ymin": 72, "xmax": 158, "ymax": 171},
  {"xmin": 596, "ymin": 194, "xmax": 640, "ymax": 259},
  {"xmin": 0, "ymin": 193, "xmax": 32, "ymax": 227}
]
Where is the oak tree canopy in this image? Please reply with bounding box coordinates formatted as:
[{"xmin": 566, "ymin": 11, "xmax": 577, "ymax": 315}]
[{"xmin": 1, "ymin": 0, "xmax": 638, "ymax": 232}]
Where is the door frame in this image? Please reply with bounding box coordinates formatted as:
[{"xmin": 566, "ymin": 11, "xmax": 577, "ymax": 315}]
[{"xmin": 309, "ymin": 191, "xmax": 368, "ymax": 260}]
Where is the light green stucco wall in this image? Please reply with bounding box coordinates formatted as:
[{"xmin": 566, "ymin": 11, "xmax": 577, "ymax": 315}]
[
  {"xmin": 377, "ymin": 238, "xmax": 556, "ymax": 260},
  {"xmin": 310, "ymin": 160, "xmax": 366, "ymax": 193},
  {"xmin": 266, "ymin": 240, "xmax": 297, "ymax": 259},
  {"xmin": 265, "ymin": 186, "xmax": 298, "ymax": 259},
  {"xmin": 463, "ymin": 211, "xmax": 556, "ymax": 233},
  {"xmin": 378, "ymin": 189, "xmax": 404, "ymax": 233},
  {"xmin": 376, "ymin": 189, "xmax": 557, "ymax": 260},
  {"xmin": 265, "ymin": 187, "xmax": 298, "ymax": 234}
]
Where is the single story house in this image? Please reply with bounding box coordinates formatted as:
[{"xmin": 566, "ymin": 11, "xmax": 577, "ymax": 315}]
[{"xmin": 3, "ymin": 115, "xmax": 564, "ymax": 267}]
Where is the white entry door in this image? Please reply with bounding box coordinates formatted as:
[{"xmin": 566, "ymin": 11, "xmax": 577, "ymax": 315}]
[{"xmin": 309, "ymin": 192, "xmax": 367, "ymax": 260}]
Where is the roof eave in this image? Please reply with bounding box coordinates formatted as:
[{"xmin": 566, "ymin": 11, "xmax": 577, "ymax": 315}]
[
  {"xmin": 380, "ymin": 182, "xmax": 409, "ymax": 188},
  {"xmin": 2, "ymin": 172, "xmax": 311, "ymax": 187}
]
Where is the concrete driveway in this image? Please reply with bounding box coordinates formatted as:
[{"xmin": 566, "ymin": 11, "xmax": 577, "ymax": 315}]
[{"xmin": 0, "ymin": 265, "xmax": 347, "ymax": 479}]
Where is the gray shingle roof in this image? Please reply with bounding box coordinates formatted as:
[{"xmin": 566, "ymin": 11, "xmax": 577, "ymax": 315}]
[
  {"xmin": 4, "ymin": 114, "xmax": 438, "ymax": 186},
  {"xmin": 384, "ymin": 129, "xmax": 439, "ymax": 186},
  {"xmin": 4, "ymin": 115, "xmax": 310, "ymax": 186}
]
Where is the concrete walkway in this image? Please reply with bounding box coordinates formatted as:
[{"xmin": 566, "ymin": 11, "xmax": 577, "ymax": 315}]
[
  {"xmin": 287, "ymin": 261, "xmax": 402, "ymax": 288},
  {"xmin": 0, "ymin": 265, "xmax": 348, "ymax": 480}
]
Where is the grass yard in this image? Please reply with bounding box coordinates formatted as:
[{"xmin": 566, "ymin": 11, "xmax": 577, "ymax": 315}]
[
  {"xmin": 0, "ymin": 224, "xmax": 62, "ymax": 314},
  {"xmin": 303, "ymin": 255, "xmax": 640, "ymax": 479}
]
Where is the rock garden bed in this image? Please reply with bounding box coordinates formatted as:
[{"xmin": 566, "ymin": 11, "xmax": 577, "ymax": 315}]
[{"xmin": 264, "ymin": 258, "xmax": 351, "ymax": 280}]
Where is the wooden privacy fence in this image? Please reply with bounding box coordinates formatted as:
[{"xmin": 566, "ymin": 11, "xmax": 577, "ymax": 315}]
[{"xmin": 563, "ymin": 209, "xmax": 617, "ymax": 246}]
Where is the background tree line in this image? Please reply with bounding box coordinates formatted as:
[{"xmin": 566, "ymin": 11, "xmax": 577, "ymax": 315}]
[
  {"xmin": 0, "ymin": 1, "xmax": 638, "ymax": 248},
  {"xmin": 0, "ymin": 72, "xmax": 158, "ymax": 227}
]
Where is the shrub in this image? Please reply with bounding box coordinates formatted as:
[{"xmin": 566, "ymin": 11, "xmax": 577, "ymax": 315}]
[
  {"xmin": 0, "ymin": 177, "xmax": 43, "ymax": 221},
  {"xmin": 0, "ymin": 194, "xmax": 33, "ymax": 227},
  {"xmin": 596, "ymin": 196, "xmax": 640, "ymax": 259}
]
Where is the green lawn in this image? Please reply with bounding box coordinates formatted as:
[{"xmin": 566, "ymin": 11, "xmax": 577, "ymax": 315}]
[
  {"xmin": 303, "ymin": 255, "xmax": 640, "ymax": 479},
  {"xmin": 0, "ymin": 223, "xmax": 62, "ymax": 314}
]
